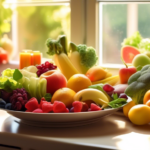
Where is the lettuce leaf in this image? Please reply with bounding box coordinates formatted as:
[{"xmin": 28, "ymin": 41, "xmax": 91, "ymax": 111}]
[
  {"xmin": 0, "ymin": 77, "xmax": 23, "ymax": 92},
  {"xmin": 121, "ymin": 31, "xmax": 142, "ymax": 48},
  {"xmin": 2, "ymin": 68, "xmax": 15, "ymax": 77}
]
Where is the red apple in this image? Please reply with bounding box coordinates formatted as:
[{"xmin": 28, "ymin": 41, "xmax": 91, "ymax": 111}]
[
  {"xmin": 119, "ymin": 66, "xmax": 137, "ymax": 84},
  {"xmin": 40, "ymin": 70, "xmax": 67, "ymax": 94}
]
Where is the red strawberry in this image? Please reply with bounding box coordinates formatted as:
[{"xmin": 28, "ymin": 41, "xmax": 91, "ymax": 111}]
[
  {"xmin": 32, "ymin": 108, "xmax": 43, "ymax": 113},
  {"xmin": 65, "ymin": 108, "xmax": 69, "ymax": 113},
  {"xmin": 25, "ymin": 97, "xmax": 39, "ymax": 111},
  {"xmin": 42, "ymin": 103, "xmax": 53, "ymax": 113},
  {"xmin": 72, "ymin": 101, "xmax": 82, "ymax": 112},
  {"xmin": 81, "ymin": 102, "xmax": 89, "ymax": 112},
  {"xmin": 25, "ymin": 110, "xmax": 31, "ymax": 112},
  {"xmin": 39, "ymin": 97, "xmax": 47, "ymax": 109},
  {"xmin": 53, "ymin": 101, "xmax": 67, "ymax": 113},
  {"xmin": 90, "ymin": 103, "xmax": 102, "ymax": 111}
]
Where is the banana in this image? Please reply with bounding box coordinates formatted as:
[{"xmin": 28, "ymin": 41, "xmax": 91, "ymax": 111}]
[
  {"xmin": 92, "ymin": 75, "xmax": 120, "ymax": 86},
  {"xmin": 74, "ymin": 88, "xmax": 110, "ymax": 108},
  {"xmin": 105, "ymin": 71, "xmax": 112, "ymax": 78}
]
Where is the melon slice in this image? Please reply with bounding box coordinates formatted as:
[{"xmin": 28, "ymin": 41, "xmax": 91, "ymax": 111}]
[{"xmin": 121, "ymin": 46, "xmax": 140, "ymax": 64}]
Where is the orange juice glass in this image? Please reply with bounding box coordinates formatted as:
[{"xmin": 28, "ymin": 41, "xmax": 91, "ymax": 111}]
[{"xmin": 19, "ymin": 50, "xmax": 33, "ymax": 69}]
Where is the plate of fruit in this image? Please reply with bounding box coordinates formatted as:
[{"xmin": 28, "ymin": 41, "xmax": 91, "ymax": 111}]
[
  {"xmin": 0, "ymin": 63, "xmax": 130, "ymax": 127},
  {"xmin": 0, "ymin": 35, "xmax": 131, "ymax": 127}
]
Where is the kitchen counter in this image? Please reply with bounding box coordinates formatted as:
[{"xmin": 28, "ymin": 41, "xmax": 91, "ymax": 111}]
[{"xmin": 0, "ymin": 110, "xmax": 150, "ymax": 150}]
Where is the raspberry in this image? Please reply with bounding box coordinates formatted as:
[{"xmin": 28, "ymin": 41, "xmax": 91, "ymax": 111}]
[
  {"xmin": 72, "ymin": 101, "xmax": 83, "ymax": 112},
  {"xmin": 90, "ymin": 103, "xmax": 102, "ymax": 111},
  {"xmin": 10, "ymin": 88, "xmax": 29, "ymax": 111},
  {"xmin": 32, "ymin": 108, "xmax": 43, "ymax": 113},
  {"xmin": 42, "ymin": 102, "xmax": 53, "ymax": 113},
  {"xmin": 25, "ymin": 97, "xmax": 39, "ymax": 111},
  {"xmin": 53, "ymin": 101, "xmax": 67, "ymax": 113}
]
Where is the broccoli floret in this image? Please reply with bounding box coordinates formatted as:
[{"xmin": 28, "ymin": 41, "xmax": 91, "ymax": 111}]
[
  {"xmin": 46, "ymin": 38, "xmax": 63, "ymax": 55},
  {"xmin": 78, "ymin": 44, "xmax": 98, "ymax": 68}
]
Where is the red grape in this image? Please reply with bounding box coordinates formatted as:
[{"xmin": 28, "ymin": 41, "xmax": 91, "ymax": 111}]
[
  {"xmin": 36, "ymin": 61, "xmax": 57, "ymax": 77},
  {"xmin": 103, "ymin": 84, "xmax": 115, "ymax": 92}
]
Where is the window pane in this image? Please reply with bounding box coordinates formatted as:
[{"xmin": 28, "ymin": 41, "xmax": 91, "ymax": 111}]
[
  {"xmin": 99, "ymin": 2, "xmax": 150, "ymax": 66},
  {"xmin": 0, "ymin": 1, "xmax": 70, "ymax": 61}
]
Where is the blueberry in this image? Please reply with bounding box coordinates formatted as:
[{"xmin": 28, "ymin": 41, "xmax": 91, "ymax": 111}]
[
  {"xmin": 5, "ymin": 103, "xmax": 12, "ymax": 110},
  {"xmin": 0, "ymin": 98, "xmax": 6, "ymax": 108}
]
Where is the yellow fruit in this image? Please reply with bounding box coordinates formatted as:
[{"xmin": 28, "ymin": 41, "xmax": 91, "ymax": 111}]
[
  {"xmin": 123, "ymin": 100, "xmax": 135, "ymax": 117},
  {"xmin": 51, "ymin": 87, "xmax": 76, "ymax": 108},
  {"xmin": 67, "ymin": 74, "xmax": 92, "ymax": 92},
  {"xmin": 86, "ymin": 66, "xmax": 107, "ymax": 82},
  {"xmin": 128, "ymin": 104, "xmax": 150, "ymax": 125}
]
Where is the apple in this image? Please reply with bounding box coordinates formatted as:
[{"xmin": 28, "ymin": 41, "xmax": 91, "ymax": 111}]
[
  {"xmin": 132, "ymin": 54, "xmax": 150, "ymax": 68},
  {"xmin": 40, "ymin": 70, "xmax": 67, "ymax": 94},
  {"xmin": 119, "ymin": 66, "xmax": 137, "ymax": 84}
]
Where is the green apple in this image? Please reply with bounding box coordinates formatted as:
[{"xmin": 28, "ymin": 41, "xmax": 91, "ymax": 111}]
[
  {"xmin": 144, "ymin": 51, "xmax": 150, "ymax": 58},
  {"xmin": 132, "ymin": 54, "xmax": 150, "ymax": 68}
]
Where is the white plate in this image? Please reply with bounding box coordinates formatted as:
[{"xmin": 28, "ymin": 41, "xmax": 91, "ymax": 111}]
[
  {"xmin": 1, "ymin": 107, "xmax": 120, "ymax": 127},
  {"xmin": 1, "ymin": 97, "xmax": 131, "ymax": 127}
]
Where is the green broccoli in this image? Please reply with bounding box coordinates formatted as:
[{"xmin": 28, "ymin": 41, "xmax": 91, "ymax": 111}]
[{"xmin": 77, "ymin": 44, "xmax": 98, "ymax": 69}]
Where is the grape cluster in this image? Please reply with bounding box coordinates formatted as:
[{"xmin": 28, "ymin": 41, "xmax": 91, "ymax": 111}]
[
  {"xmin": 36, "ymin": 61, "xmax": 57, "ymax": 77},
  {"xmin": 9, "ymin": 88, "xmax": 29, "ymax": 111}
]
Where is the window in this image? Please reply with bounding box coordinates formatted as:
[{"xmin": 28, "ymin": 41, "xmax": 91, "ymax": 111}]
[
  {"xmin": 0, "ymin": 0, "xmax": 70, "ymax": 61},
  {"xmin": 1, "ymin": 0, "xmax": 150, "ymax": 70},
  {"xmin": 98, "ymin": 0, "xmax": 150, "ymax": 68}
]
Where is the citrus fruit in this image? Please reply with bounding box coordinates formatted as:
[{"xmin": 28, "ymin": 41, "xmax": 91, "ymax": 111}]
[
  {"xmin": 123, "ymin": 100, "xmax": 135, "ymax": 117},
  {"xmin": 67, "ymin": 74, "xmax": 92, "ymax": 92},
  {"xmin": 86, "ymin": 66, "xmax": 107, "ymax": 82},
  {"xmin": 51, "ymin": 87, "xmax": 76, "ymax": 108},
  {"xmin": 121, "ymin": 46, "xmax": 140, "ymax": 64},
  {"xmin": 128, "ymin": 104, "xmax": 150, "ymax": 125}
]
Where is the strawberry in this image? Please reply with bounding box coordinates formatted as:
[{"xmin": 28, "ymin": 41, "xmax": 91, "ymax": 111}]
[
  {"xmin": 72, "ymin": 101, "xmax": 82, "ymax": 112},
  {"xmin": 90, "ymin": 103, "xmax": 102, "ymax": 111},
  {"xmin": 65, "ymin": 108, "xmax": 69, "ymax": 113},
  {"xmin": 42, "ymin": 102, "xmax": 53, "ymax": 113},
  {"xmin": 39, "ymin": 97, "xmax": 47, "ymax": 109},
  {"xmin": 53, "ymin": 101, "xmax": 67, "ymax": 113},
  {"xmin": 32, "ymin": 108, "xmax": 43, "ymax": 113},
  {"xmin": 81, "ymin": 102, "xmax": 89, "ymax": 112},
  {"xmin": 25, "ymin": 97, "xmax": 39, "ymax": 111}
]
